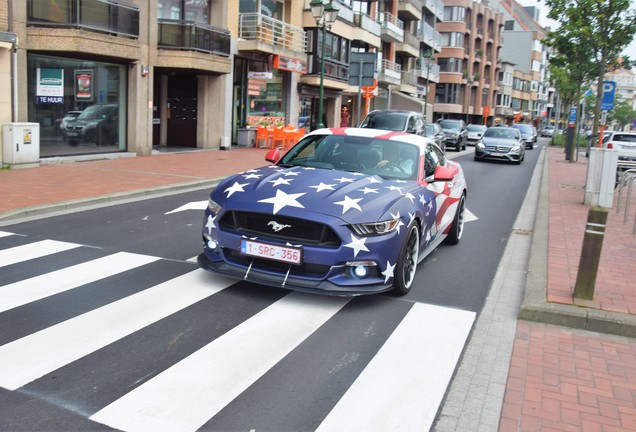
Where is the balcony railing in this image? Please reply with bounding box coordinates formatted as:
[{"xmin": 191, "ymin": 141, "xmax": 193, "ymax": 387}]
[
  {"xmin": 377, "ymin": 58, "xmax": 402, "ymax": 80},
  {"xmin": 27, "ymin": 0, "xmax": 139, "ymax": 38},
  {"xmin": 239, "ymin": 13, "xmax": 306, "ymax": 53},
  {"xmin": 158, "ymin": 20, "xmax": 230, "ymax": 56},
  {"xmin": 354, "ymin": 12, "xmax": 381, "ymax": 37}
]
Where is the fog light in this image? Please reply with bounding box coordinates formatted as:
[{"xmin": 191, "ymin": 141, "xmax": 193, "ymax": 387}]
[
  {"xmin": 207, "ymin": 239, "xmax": 218, "ymax": 249},
  {"xmin": 345, "ymin": 260, "xmax": 377, "ymax": 279},
  {"xmin": 353, "ymin": 266, "xmax": 369, "ymax": 278}
]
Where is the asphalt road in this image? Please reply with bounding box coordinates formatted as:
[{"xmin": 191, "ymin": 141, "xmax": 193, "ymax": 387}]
[{"xmin": 0, "ymin": 139, "xmax": 544, "ymax": 430}]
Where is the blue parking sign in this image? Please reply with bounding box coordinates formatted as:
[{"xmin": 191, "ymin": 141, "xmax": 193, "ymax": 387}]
[{"xmin": 601, "ymin": 81, "xmax": 616, "ymax": 111}]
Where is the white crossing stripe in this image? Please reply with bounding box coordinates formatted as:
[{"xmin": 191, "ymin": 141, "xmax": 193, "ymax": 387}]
[
  {"xmin": 0, "ymin": 231, "xmax": 15, "ymax": 238},
  {"xmin": 0, "ymin": 270, "xmax": 232, "ymax": 391},
  {"xmin": 0, "ymin": 252, "xmax": 159, "ymax": 313},
  {"xmin": 0, "ymin": 239, "xmax": 83, "ymax": 269},
  {"xmin": 316, "ymin": 303, "xmax": 475, "ymax": 432},
  {"xmin": 90, "ymin": 292, "xmax": 350, "ymax": 432}
]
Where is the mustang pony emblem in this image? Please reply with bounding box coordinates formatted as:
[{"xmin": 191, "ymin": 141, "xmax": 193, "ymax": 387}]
[{"xmin": 268, "ymin": 221, "xmax": 292, "ymax": 232}]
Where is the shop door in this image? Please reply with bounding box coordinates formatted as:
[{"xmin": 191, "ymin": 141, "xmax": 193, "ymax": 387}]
[{"xmin": 167, "ymin": 76, "xmax": 197, "ymax": 147}]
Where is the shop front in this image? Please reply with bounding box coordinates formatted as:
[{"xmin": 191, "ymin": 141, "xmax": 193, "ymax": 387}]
[{"xmin": 27, "ymin": 54, "xmax": 127, "ymax": 157}]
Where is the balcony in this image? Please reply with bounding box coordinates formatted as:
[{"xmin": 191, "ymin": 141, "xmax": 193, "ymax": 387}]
[
  {"xmin": 27, "ymin": 0, "xmax": 139, "ymax": 38},
  {"xmin": 379, "ymin": 12, "xmax": 404, "ymax": 44},
  {"xmin": 413, "ymin": 63, "xmax": 440, "ymax": 84},
  {"xmin": 352, "ymin": 12, "xmax": 381, "ymax": 48},
  {"xmin": 158, "ymin": 20, "xmax": 230, "ymax": 56},
  {"xmin": 377, "ymin": 59, "xmax": 402, "ymax": 85},
  {"xmin": 395, "ymin": 32, "xmax": 420, "ymax": 58},
  {"xmin": 400, "ymin": 71, "xmax": 418, "ymax": 94},
  {"xmin": 238, "ymin": 13, "xmax": 307, "ymax": 56},
  {"xmin": 398, "ymin": 0, "xmax": 423, "ymax": 21}
]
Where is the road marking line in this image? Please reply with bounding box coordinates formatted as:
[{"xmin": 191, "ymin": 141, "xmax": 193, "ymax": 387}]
[
  {"xmin": 90, "ymin": 292, "xmax": 349, "ymax": 432},
  {"xmin": 0, "ymin": 239, "xmax": 82, "ymax": 269},
  {"xmin": 316, "ymin": 303, "xmax": 475, "ymax": 432},
  {"xmin": 0, "ymin": 252, "xmax": 160, "ymax": 313},
  {"xmin": 0, "ymin": 270, "xmax": 232, "ymax": 391}
]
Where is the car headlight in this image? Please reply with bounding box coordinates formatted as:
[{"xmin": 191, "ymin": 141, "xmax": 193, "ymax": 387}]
[
  {"xmin": 350, "ymin": 217, "xmax": 401, "ymax": 236},
  {"xmin": 511, "ymin": 145, "xmax": 521, "ymax": 153},
  {"xmin": 476, "ymin": 142, "xmax": 485, "ymax": 149},
  {"xmin": 208, "ymin": 197, "xmax": 222, "ymax": 214}
]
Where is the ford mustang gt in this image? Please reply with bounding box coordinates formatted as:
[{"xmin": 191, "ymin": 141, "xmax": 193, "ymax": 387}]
[{"xmin": 198, "ymin": 128, "xmax": 467, "ymax": 296}]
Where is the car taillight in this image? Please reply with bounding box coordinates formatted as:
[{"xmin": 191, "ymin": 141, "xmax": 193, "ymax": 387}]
[{"xmin": 607, "ymin": 143, "xmax": 614, "ymax": 149}]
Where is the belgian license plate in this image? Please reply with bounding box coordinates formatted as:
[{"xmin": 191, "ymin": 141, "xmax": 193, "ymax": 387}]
[
  {"xmin": 491, "ymin": 152, "xmax": 505, "ymax": 157},
  {"xmin": 66, "ymin": 131, "xmax": 78, "ymax": 137},
  {"xmin": 241, "ymin": 240, "xmax": 302, "ymax": 265}
]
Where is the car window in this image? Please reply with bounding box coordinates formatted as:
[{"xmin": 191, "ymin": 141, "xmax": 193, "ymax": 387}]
[
  {"xmin": 613, "ymin": 134, "xmax": 636, "ymax": 143},
  {"xmin": 439, "ymin": 120, "xmax": 460, "ymax": 130},
  {"xmin": 424, "ymin": 144, "xmax": 445, "ymax": 178},
  {"xmin": 467, "ymin": 125, "xmax": 486, "ymax": 132},
  {"xmin": 361, "ymin": 113, "xmax": 407, "ymax": 131}
]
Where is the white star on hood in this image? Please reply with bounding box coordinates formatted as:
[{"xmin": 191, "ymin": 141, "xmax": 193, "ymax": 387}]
[
  {"xmin": 258, "ymin": 189, "xmax": 306, "ymax": 214},
  {"xmin": 309, "ymin": 182, "xmax": 336, "ymax": 192},
  {"xmin": 390, "ymin": 211, "xmax": 404, "ymax": 234},
  {"xmin": 343, "ymin": 234, "xmax": 369, "ymax": 257},
  {"xmin": 387, "ymin": 185, "xmax": 403, "ymax": 193},
  {"xmin": 404, "ymin": 191, "xmax": 416, "ymax": 203},
  {"xmin": 224, "ymin": 181, "xmax": 249, "ymax": 197},
  {"xmin": 382, "ymin": 260, "xmax": 396, "ymax": 283},
  {"xmin": 358, "ymin": 187, "xmax": 378, "ymax": 194},
  {"xmin": 334, "ymin": 195, "xmax": 363, "ymax": 214},
  {"xmin": 243, "ymin": 173, "xmax": 262, "ymax": 180},
  {"xmin": 269, "ymin": 177, "xmax": 293, "ymax": 187},
  {"xmin": 335, "ymin": 177, "xmax": 354, "ymax": 183}
]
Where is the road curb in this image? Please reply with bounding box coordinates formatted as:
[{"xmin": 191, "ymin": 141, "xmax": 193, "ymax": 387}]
[
  {"xmin": 0, "ymin": 178, "xmax": 221, "ymax": 225},
  {"xmin": 519, "ymin": 147, "xmax": 636, "ymax": 338}
]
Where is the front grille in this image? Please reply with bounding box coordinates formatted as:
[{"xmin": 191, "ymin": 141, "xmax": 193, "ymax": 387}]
[
  {"xmin": 485, "ymin": 145, "xmax": 511, "ymax": 153},
  {"xmin": 220, "ymin": 211, "xmax": 341, "ymax": 247}
]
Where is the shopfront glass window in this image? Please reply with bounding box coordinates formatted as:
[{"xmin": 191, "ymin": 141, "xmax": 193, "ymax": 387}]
[
  {"xmin": 28, "ymin": 54, "xmax": 126, "ymax": 156},
  {"xmin": 246, "ymin": 65, "xmax": 286, "ymax": 128}
]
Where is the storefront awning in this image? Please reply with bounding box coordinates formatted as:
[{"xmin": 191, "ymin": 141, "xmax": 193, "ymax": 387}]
[{"xmin": 391, "ymin": 90, "xmax": 424, "ymax": 112}]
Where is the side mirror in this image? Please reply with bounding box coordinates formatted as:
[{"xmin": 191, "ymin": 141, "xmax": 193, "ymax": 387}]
[
  {"xmin": 433, "ymin": 165, "xmax": 455, "ymax": 182},
  {"xmin": 265, "ymin": 148, "xmax": 281, "ymax": 163}
]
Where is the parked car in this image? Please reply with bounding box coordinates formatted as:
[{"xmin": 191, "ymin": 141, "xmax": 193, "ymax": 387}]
[
  {"xmin": 63, "ymin": 103, "xmax": 118, "ymax": 147},
  {"xmin": 466, "ymin": 124, "xmax": 487, "ymax": 146},
  {"xmin": 540, "ymin": 126, "xmax": 556, "ymax": 137},
  {"xmin": 437, "ymin": 118, "xmax": 467, "ymax": 151},
  {"xmin": 474, "ymin": 126, "xmax": 525, "ymax": 164},
  {"xmin": 55, "ymin": 110, "xmax": 82, "ymax": 132},
  {"xmin": 359, "ymin": 110, "xmax": 426, "ymax": 136},
  {"xmin": 198, "ymin": 127, "xmax": 467, "ymax": 296},
  {"xmin": 511, "ymin": 123, "xmax": 537, "ymax": 149},
  {"xmin": 424, "ymin": 122, "xmax": 446, "ymax": 152},
  {"xmin": 603, "ymin": 131, "xmax": 636, "ymax": 162}
]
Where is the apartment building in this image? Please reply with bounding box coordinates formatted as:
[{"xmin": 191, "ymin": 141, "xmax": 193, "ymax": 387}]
[
  {"xmin": 435, "ymin": 0, "xmax": 503, "ymax": 125},
  {"xmin": 493, "ymin": 0, "xmax": 548, "ymax": 127},
  {"xmin": 0, "ymin": 0, "xmax": 447, "ymax": 163}
]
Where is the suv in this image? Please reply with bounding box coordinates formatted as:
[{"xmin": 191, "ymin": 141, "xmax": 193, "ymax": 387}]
[
  {"xmin": 466, "ymin": 124, "xmax": 487, "ymax": 146},
  {"xmin": 511, "ymin": 123, "xmax": 537, "ymax": 149},
  {"xmin": 359, "ymin": 110, "xmax": 426, "ymax": 136},
  {"xmin": 603, "ymin": 131, "xmax": 636, "ymax": 162},
  {"xmin": 437, "ymin": 119, "xmax": 467, "ymax": 151},
  {"xmin": 64, "ymin": 103, "xmax": 118, "ymax": 147}
]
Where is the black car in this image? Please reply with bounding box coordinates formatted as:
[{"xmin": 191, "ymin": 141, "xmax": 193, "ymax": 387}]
[
  {"xmin": 64, "ymin": 103, "xmax": 119, "ymax": 147},
  {"xmin": 424, "ymin": 122, "xmax": 446, "ymax": 152},
  {"xmin": 437, "ymin": 119, "xmax": 467, "ymax": 151},
  {"xmin": 474, "ymin": 126, "xmax": 525, "ymax": 164},
  {"xmin": 359, "ymin": 110, "xmax": 426, "ymax": 136},
  {"xmin": 511, "ymin": 123, "xmax": 536, "ymax": 149}
]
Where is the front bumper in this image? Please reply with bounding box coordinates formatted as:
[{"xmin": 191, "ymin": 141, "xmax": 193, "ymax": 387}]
[{"xmin": 474, "ymin": 148, "xmax": 522, "ymax": 162}]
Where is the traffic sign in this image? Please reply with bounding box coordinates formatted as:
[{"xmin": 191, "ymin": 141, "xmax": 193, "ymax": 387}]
[{"xmin": 601, "ymin": 81, "xmax": 616, "ymax": 111}]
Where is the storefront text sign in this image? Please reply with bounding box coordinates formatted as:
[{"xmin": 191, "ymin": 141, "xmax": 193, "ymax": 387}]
[
  {"xmin": 248, "ymin": 71, "xmax": 273, "ymax": 79},
  {"xmin": 273, "ymin": 55, "xmax": 307, "ymax": 74},
  {"xmin": 36, "ymin": 68, "xmax": 64, "ymax": 104}
]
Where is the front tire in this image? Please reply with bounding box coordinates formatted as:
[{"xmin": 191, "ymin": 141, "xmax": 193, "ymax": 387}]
[
  {"xmin": 393, "ymin": 221, "xmax": 420, "ymax": 296},
  {"xmin": 444, "ymin": 193, "xmax": 466, "ymax": 245}
]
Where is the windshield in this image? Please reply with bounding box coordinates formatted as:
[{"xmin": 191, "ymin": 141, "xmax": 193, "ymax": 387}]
[
  {"xmin": 484, "ymin": 128, "xmax": 519, "ymax": 139},
  {"xmin": 360, "ymin": 113, "xmax": 408, "ymax": 131},
  {"xmin": 467, "ymin": 125, "xmax": 486, "ymax": 132},
  {"xmin": 512, "ymin": 124, "xmax": 533, "ymax": 134},
  {"xmin": 424, "ymin": 124, "xmax": 436, "ymax": 136},
  {"xmin": 278, "ymin": 134, "xmax": 419, "ymax": 180},
  {"xmin": 438, "ymin": 120, "xmax": 460, "ymax": 130}
]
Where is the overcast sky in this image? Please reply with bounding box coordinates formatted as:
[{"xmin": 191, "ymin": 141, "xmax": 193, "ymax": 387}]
[{"xmin": 523, "ymin": 0, "xmax": 636, "ymax": 61}]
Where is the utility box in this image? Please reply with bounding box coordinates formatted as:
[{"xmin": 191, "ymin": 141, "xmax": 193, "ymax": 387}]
[
  {"xmin": 3, "ymin": 123, "xmax": 40, "ymax": 168},
  {"xmin": 585, "ymin": 148, "xmax": 618, "ymax": 208},
  {"xmin": 237, "ymin": 128, "xmax": 255, "ymax": 147}
]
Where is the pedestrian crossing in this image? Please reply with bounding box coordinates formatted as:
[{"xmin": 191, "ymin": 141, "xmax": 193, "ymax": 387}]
[{"xmin": 0, "ymin": 230, "xmax": 475, "ymax": 431}]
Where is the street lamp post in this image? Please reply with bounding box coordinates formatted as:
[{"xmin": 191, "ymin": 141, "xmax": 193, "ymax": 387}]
[
  {"xmin": 422, "ymin": 51, "xmax": 434, "ymax": 122},
  {"xmin": 310, "ymin": 0, "xmax": 339, "ymax": 129}
]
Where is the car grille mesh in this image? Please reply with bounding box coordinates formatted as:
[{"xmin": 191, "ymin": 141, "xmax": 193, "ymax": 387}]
[
  {"xmin": 220, "ymin": 211, "xmax": 341, "ymax": 247},
  {"xmin": 485, "ymin": 145, "xmax": 511, "ymax": 152}
]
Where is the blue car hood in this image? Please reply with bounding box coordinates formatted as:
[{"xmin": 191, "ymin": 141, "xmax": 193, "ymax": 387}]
[{"xmin": 212, "ymin": 165, "xmax": 419, "ymax": 224}]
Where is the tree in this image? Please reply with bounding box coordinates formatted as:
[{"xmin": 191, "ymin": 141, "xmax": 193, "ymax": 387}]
[
  {"xmin": 609, "ymin": 97, "xmax": 636, "ymax": 129},
  {"xmin": 542, "ymin": 0, "xmax": 636, "ymax": 147}
]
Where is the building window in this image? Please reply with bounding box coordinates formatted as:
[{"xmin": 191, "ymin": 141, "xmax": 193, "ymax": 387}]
[
  {"xmin": 246, "ymin": 63, "xmax": 286, "ymax": 128},
  {"xmin": 438, "ymin": 58, "xmax": 463, "ymax": 73},
  {"xmin": 504, "ymin": 20, "xmax": 514, "ymax": 30},
  {"xmin": 443, "ymin": 6, "xmax": 465, "ymax": 22},
  {"xmin": 435, "ymin": 83, "xmax": 463, "ymax": 105},
  {"xmin": 441, "ymin": 32, "xmax": 464, "ymax": 48},
  {"xmin": 158, "ymin": 0, "xmax": 209, "ymax": 22}
]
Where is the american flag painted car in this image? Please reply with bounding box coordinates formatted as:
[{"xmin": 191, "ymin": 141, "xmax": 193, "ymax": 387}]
[{"xmin": 198, "ymin": 128, "xmax": 467, "ymax": 296}]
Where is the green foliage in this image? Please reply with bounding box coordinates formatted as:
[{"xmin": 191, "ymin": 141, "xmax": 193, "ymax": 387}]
[{"xmin": 609, "ymin": 97, "xmax": 636, "ymax": 128}]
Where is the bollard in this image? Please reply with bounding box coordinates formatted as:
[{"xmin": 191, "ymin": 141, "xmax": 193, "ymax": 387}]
[{"xmin": 573, "ymin": 206, "xmax": 608, "ymax": 300}]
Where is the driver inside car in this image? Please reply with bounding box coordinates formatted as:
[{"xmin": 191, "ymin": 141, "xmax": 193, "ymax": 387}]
[{"xmin": 376, "ymin": 143, "xmax": 414, "ymax": 174}]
